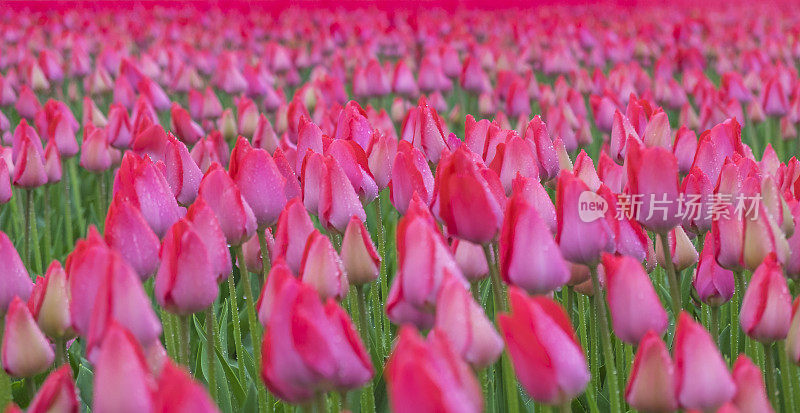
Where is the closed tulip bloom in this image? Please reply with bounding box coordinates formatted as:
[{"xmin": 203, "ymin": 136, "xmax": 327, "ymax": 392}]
[
  {"xmin": 295, "ymin": 117, "xmax": 324, "ymax": 172},
  {"xmin": 186, "ymin": 197, "xmax": 232, "ymax": 281},
  {"xmin": 229, "ymin": 137, "xmax": 287, "ymax": 229},
  {"xmin": 299, "ymin": 231, "xmax": 348, "ymax": 301},
  {"xmin": 154, "ymin": 361, "xmax": 219, "ymax": 413},
  {"xmin": 300, "ymin": 151, "xmax": 325, "ymax": 215},
  {"xmin": 44, "ymin": 140, "xmax": 61, "ymax": 183},
  {"xmin": 15, "ymin": 85, "xmax": 41, "ymax": 119},
  {"xmin": 655, "ymin": 226, "xmax": 699, "ymax": 272},
  {"xmin": 787, "ymin": 297, "xmax": 800, "ymax": 364},
  {"xmin": 1, "ymin": 297, "xmax": 54, "ymax": 378},
  {"xmin": 742, "ymin": 199, "xmax": 790, "ymax": 272},
  {"xmin": 673, "ymin": 126, "xmax": 698, "ymax": 174},
  {"xmin": 256, "ymin": 259, "xmax": 294, "ymax": 325},
  {"xmin": 334, "ymin": 101, "xmax": 373, "ymax": 150},
  {"xmin": 65, "ymin": 227, "xmax": 112, "ymax": 335},
  {"xmin": 674, "ymin": 312, "xmax": 736, "ymax": 411},
  {"xmin": 241, "ymin": 229, "xmax": 274, "ymax": 275},
  {"xmin": 602, "ymin": 253, "xmax": 668, "ymax": 343},
  {"xmin": 626, "ymin": 141, "xmax": 681, "ymax": 232},
  {"xmin": 0, "ymin": 162, "xmax": 11, "ymax": 204},
  {"xmin": 28, "ymin": 261, "xmax": 72, "ymax": 339},
  {"xmin": 198, "ymin": 162, "xmax": 256, "ymax": 245},
  {"xmin": 156, "ymin": 220, "xmax": 219, "ymax": 315},
  {"xmin": 693, "ymin": 233, "xmax": 735, "ymax": 306},
  {"xmin": 435, "ymin": 145, "xmax": 504, "ymax": 244},
  {"xmin": 625, "ymin": 331, "xmax": 677, "ymax": 413},
  {"xmin": 114, "ymin": 153, "xmax": 184, "ymax": 238},
  {"xmin": 80, "ymin": 125, "xmax": 112, "ymax": 173},
  {"xmin": 93, "ymin": 323, "xmax": 154, "ymax": 413},
  {"xmin": 0, "ymin": 231, "xmax": 32, "ymax": 315},
  {"xmin": 489, "ymin": 133, "xmax": 539, "ymax": 195},
  {"xmin": 50, "ymin": 111, "xmax": 79, "ymax": 157},
  {"xmin": 27, "ymin": 365, "xmax": 80, "ymax": 413},
  {"xmin": 107, "ymin": 104, "xmax": 133, "ymax": 149},
  {"xmin": 523, "ymin": 116, "xmax": 559, "ymax": 181},
  {"xmin": 325, "ymin": 139, "xmax": 378, "ymax": 204},
  {"xmin": 12, "ymin": 122, "xmax": 47, "ymax": 188},
  {"xmin": 385, "ymin": 326, "xmax": 483, "ymax": 413},
  {"xmin": 274, "ymin": 198, "xmax": 315, "ymax": 274},
  {"xmin": 731, "ymin": 355, "xmax": 774, "ymax": 413},
  {"xmin": 451, "ymin": 238, "xmax": 489, "ymax": 281},
  {"xmin": 762, "ymin": 78, "xmax": 788, "ymax": 117},
  {"xmin": 500, "ymin": 191, "xmax": 569, "ymax": 294},
  {"xmin": 434, "ymin": 277, "xmax": 503, "ymax": 369},
  {"xmin": 253, "ymin": 113, "xmax": 279, "ymax": 154},
  {"xmin": 740, "ymin": 253, "xmax": 792, "ymax": 343},
  {"xmin": 556, "ymin": 171, "xmax": 615, "ymax": 265},
  {"xmin": 390, "ymin": 141, "xmax": 434, "ymax": 214},
  {"xmin": 340, "ymin": 216, "xmax": 380, "ymax": 285},
  {"xmin": 319, "ymin": 155, "xmax": 367, "ymax": 233},
  {"xmin": 499, "ymin": 288, "xmax": 590, "ymax": 405},
  {"xmin": 367, "ymin": 130, "xmax": 397, "ymax": 190},
  {"xmin": 681, "ymin": 167, "xmax": 715, "ymax": 233},
  {"xmin": 104, "ymin": 194, "xmax": 161, "ymax": 279}
]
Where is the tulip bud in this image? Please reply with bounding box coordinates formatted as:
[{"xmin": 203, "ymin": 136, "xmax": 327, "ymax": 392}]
[
  {"xmin": 274, "ymin": 198, "xmax": 315, "ymax": 274},
  {"xmin": 93, "ymin": 323, "xmax": 155, "ymax": 413},
  {"xmin": 28, "ymin": 365, "xmax": 79, "ymax": 413},
  {"xmin": 229, "ymin": 137, "xmax": 287, "ymax": 229},
  {"xmin": 156, "ymin": 219, "xmax": 219, "ymax": 315},
  {"xmin": 253, "ymin": 114, "xmax": 279, "ymax": 154},
  {"xmin": 28, "ymin": 261, "xmax": 72, "ymax": 339},
  {"xmin": 198, "ymin": 162, "xmax": 256, "ymax": 245},
  {"xmin": 154, "ymin": 361, "xmax": 219, "ymax": 412},
  {"xmin": 340, "ymin": 216, "xmax": 380, "ymax": 286},
  {"xmin": 385, "ymin": 326, "xmax": 482, "ymax": 413},
  {"xmin": 499, "ymin": 288, "xmax": 589, "ymax": 405},
  {"xmin": 740, "ymin": 253, "xmax": 792, "ymax": 343},
  {"xmin": 625, "ymin": 331, "xmax": 677, "ymax": 412},
  {"xmin": 556, "ymin": 171, "xmax": 615, "ymax": 265},
  {"xmin": 0, "ymin": 231, "xmax": 32, "ymax": 315},
  {"xmin": 655, "ymin": 225, "xmax": 698, "ymax": 272},
  {"xmin": 299, "ymin": 231, "xmax": 348, "ymax": 301},
  {"xmin": 434, "ymin": 277, "xmax": 502, "ymax": 369},
  {"xmin": 674, "ymin": 312, "xmax": 736, "ymax": 410},
  {"xmin": 602, "ymin": 253, "xmax": 668, "ymax": 343},
  {"xmin": 451, "ymin": 239, "xmax": 488, "ymax": 281},
  {"xmin": 500, "ymin": 190, "xmax": 569, "ymax": 294},
  {"xmin": 256, "ymin": 259, "xmax": 294, "ymax": 325},
  {"xmin": 390, "ymin": 141, "xmax": 434, "ymax": 214},
  {"xmin": 104, "ymin": 194, "xmax": 161, "ymax": 279},
  {"xmin": 44, "ymin": 140, "xmax": 61, "ymax": 184},
  {"xmin": 1, "ymin": 297, "xmax": 54, "ymax": 378},
  {"xmin": 786, "ymin": 297, "xmax": 800, "ymax": 364},
  {"xmin": 324, "ymin": 139, "xmax": 378, "ymax": 204},
  {"xmin": 107, "ymin": 104, "xmax": 133, "ymax": 149},
  {"xmin": 488, "ymin": 133, "xmax": 539, "ymax": 194},
  {"xmin": 626, "ymin": 141, "xmax": 681, "ymax": 232},
  {"xmin": 12, "ymin": 120, "xmax": 47, "ymax": 189},
  {"xmin": 334, "ymin": 101, "xmax": 373, "ymax": 150},
  {"xmin": 673, "ymin": 126, "xmax": 697, "ymax": 174},
  {"xmin": 0, "ymin": 162, "xmax": 11, "ymax": 204},
  {"xmin": 731, "ymin": 355, "xmax": 774, "ymax": 413},
  {"xmin": 80, "ymin": 125, "xmax": 112, "ymax": 173},
  {"xmin": 240, "ymin": 229, "xmax": 274, "ymax": 275},
  {"xmin": 319, "ymin": 155, "xmax": 367, "ymax": 233},
  {"xmin": 693, "ymin": 232, "xmax": 735, "ymax": 306},
  {"xmin": 367, "ymin": 131, "xmax": 397, "ymax": 190}
]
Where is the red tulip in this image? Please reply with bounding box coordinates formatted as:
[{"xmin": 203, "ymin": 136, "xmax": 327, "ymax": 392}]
[
  {"xmin": 434, "ymin": 277, "xmax": 503, "ymax": 369},
  {"xmin": 154, "ymin": 361, "xmax": 219, "ymax": 413},
  {"xmin": 299, "ymin": 231, "xmax": 348, "ymax": 301},
  {"xmin": 104, "ymin": 194, "xmax": 161, "ymax": 279},
  {"xmin": 0, "ymin": 231, "xmax": 32, "ymax": 315},
  {"xmin": 156, "ymin": 219, "xmax": 220, "ymax": 315},
  {"xmin": 499, "ymin": 287, "xmax": 590, "ymax": 405},
  {"xmin": 197, "ymin": 162, "xmax": 256, "ymax": 245},
  {"xmin": 626, "ymin": 140, "xmax": 681, "ymax": 232},
  {"xmin": 602, "ymin": 253, "xmax": 668, "ymax": 343},
  {"xmin": 1, "ymin": 297, "xmax": 54, "ymax": 378},
  {"xmin": 556, "ymin": 171, "xmax": 615, "ymax": 265},
  {"xmin": 740, "ymin": 253, "xmax": 792, "ymax": 343},
  {"xmin": 625, "ymin": 331, "xmax": 677, "ymax": 412},
  {"xmin": 434, "ymin": 145, "xmax": 504, "ymax": 244},
  {"xmin": 28, "ymin": 261, "xmax": 72, "ymax": 339},
  {"xmin": 93, "ymin": 323, "xmax": 155, "ymax": 413},
  {"xmin": 674, "ymin": 312, "xmax": 735, "ymax": 411},
  {"xmin": 500, "ymin": 189, "xmax": 569, "ymax": 294},
  {"xmin": 390, "ymin": 140, "xmax": 434, "ymax": 214},
  {"xmin": 731, "ymin": 355, "xmax": 774, "ymax": 413},
  {"xmin": 27, "ymin": 365, "xmax": 79, "ymax": 413},
  {"xmin": 385, "ymin": 326, "xmax": 482, "ymax": 413},
  {"xmin": 340, "ymin": 216, "xmax": 380, "ymax": 285},
  {"xmin": 229, "ymin": 137, "xmax": 287, "ymax": 229}
]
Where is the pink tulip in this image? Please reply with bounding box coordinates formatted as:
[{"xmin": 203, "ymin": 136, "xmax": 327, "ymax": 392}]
[
  {"xmin": 256, "ymin": 259, "xmax": 294, "ymax": 325},
  {"xmin": 240, "ymin": 229, "xmax": 274, "ymax": 275},
  {"xmin": 655, "ymin": 226, "xmax": 699, "ymax": 272},
  {"xmin": 326, "ymin": 139, "xmax": 378, "ymax": 204},
  {"xmin": 12, "ymin": 120, "xmax": 47, "ymax": 188},
  {"xmin": 44, "ymin": 140, "xmax": 61, "ymax": 183},
  {"xmin": 523, "ymin": 116, "xmax": 559, "ymax": 181},
  {"xmin": 786, "ymin": 297, "xmax": 800, "ymax": 364},
  {"xmin": 80, "ymin": 125, "xmax": 112, "ymax": 173},
  {"xmin": 274, "ymin": 198, "xmax": 315, "ymax": 274},
  {"xmin": 732, "ymin": 355, "xmax": 774, "ymax": 413},
  {"xmin": 1, "ymin": 297, "xmax": 54, "ymax": 378},
  {"xmin": 319, "ymin": 154, "xmax": 367, "ymax": 233},
  {"xmin": 155, "ymin": 219, "xmax": 219, "ymax": 315},
  {"xmin": 229, "ymin": 137, "xmax": 287, "ymax": 229},
  {"xmin": 0, "ymin": 162, "xmax": 11, "ymax": 204},
  {"xmin": 104, "ymin": 194, "xmax": 161, "ymax": 279},
  {"xmin": 93, "ymin": 323, "xmax": 155, "ymax": 413},
  {"xmin": 556, "ymin": 171, "xmax": 615, "ymax": 265},
  {"xmin": 299, "ymin": 231, "xmax": 348, "ymax": 301},
  {"xmin": 197, "ymin": 162, "xmax": 256, "ymax": 245},
  {"xmin": 602, "ymin": 253, "xmax": 668, "ymax": 343},
  {"xmin": 0, "ymin": 231, "xmax": 32, "ymax": 315},
  {"xmin": 334, "ymin": 101, "xmax": 373, "ymax": 150},
  {"xmin": 673, "ymin": 126, "xmax": 698, "ymax": 174},
  {"xmin": 693, "ymin": 232, "xmax": 735, "ymax": 306},
  {"xmin": 500, "ymin": 189, "xmax": 569, "ymax": 294},
  {"xmin": 253, "ymin": 113, "xmax": 279, "ymax": 154},
  {"xmin": 367, "ymin": 130, "xmax": 397, "ymax": 190},
  {"xmin": 625, "ymin": 331, "xmax": 677, "ymax": 412},
  {"xmin": 434, "ymin": 277, "xmax": 503, "ymax": 369},
  {"xmin": 626, "ymin": 140, "xmax": 681, "ymax": 232},
  {"xmin": 27, "ymin": 365, "xmax": 79, "ymax": 413},
  {"xmin": 186, "ymin": 197, "xmax": 232, "ymax": 281},
  {"xmin": 740, "ymin": 253, "xmax": 792, "ymax": 343},
  {"xmin": 674, "ymin": 312, "xmax": 736, "ymax": 411},
  {"xmin": 451, "ymin": 238, "xmax": 489, "ymax": 281},
  {"xmin": 499, "ymin": 287, "xmax": 590, "ymax": 405},
  {"xmin": 154, "ymin": 361, "xmax": 220, "ymax": 413},
  {"xmin": 390, "ymin": 140, "xmax": 434, "ymax": 214},
  {"xmin": 28, "ymin": 261, "xmax": 72, "ymax": 339},
  {"xmin": 340, "ymin": 216, "xmax": 380, "ymax": 285},
  {"xmin": 762, "ymin": 77, "xmax": 788, "ymax": 117},
  {"xmin": 107, "ymin": 104, "xmax": 133, "ymax": 149},
  {"xmin": 385, "ymin": 326, "xmax": 482, "ymax": 413}
]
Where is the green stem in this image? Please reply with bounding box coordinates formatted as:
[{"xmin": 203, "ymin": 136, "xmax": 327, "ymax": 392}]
[
  {"xmin": 560, "ymin": 400, "xmax": 572, "ymax": 413},
  {"xmin": 0, "ymin": 316, "xmax": 10, "ymax": 410},
  {"xmin": 314, "ymin": 393, "xmax": 327, "ymax": 413},
  {"xmin": 373, "ymin": 196, "xmax": 391, "ymax": 358},
  {"xmin": 235, "ymin": 245, "xmax": 268, "ymax": 413},
  {"xmin": 227, "ymin": 261, "xmax": 247, "ymax": 385},
  {"xmin": 24, "ymin": 188, "xmax": 31, "ymax": 270},
  {"xmin": 205, "ymin": 307, "xmax": 217, "ymax": 402},
  {"xmin": 55, "ymin": 337, "xmax": 67, "ymax": 366},
  {"xmin": 482, "ymin": 243, "xmax": 506, "ymax": 314},
  {"xmin": 257, "ymin": 227, "xmax": 272, "ymax": 281},
  {"xmin": 355, "ymin": 285, "xmax": 376, "ymax": 413},
  {"xmin": 43, "ymin": 185, "xmax": 51, "ymax": 264},
  {"xmin": 710, "ymin": 305, "xmax": 720, "ymax": 348},
  {"xmin": 779, "ymin": 341, "xmax": 797, "ymax": 412},
  {"xmin": 658, "ymin": 232, "xmax": 682, "ymax": 318},
  {"xmin": 732, "ymin": 271, "xmax": 744, "ymax": 362},
  {"xmin": 179, "ymin": 314, "xmax": 191, "ymax": 370},
  {"xmin": 764, "ymin": 342, "xmax": 778, "ymax": 408},
  {"xmin": 160, "ymin": 308, "xmax": 178, "ymax": 361},
  {"xmin": 68, "ymin": 158, "xmax": 85, "ymax": 235},
  {"xmin": 62, "ymin": 177, "xmax": 74, "ymax": 249},
  {"xmin": 589, "ymin": 265, "xmax": 622, "ymax": 413},
  {"xmin": 96, "ymin": 172, "xmax": 107, "ymax": 231}
]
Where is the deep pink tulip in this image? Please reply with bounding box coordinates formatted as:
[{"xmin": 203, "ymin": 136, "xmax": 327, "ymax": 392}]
[
  {"xmin": 65, "ymin": 227, "xmax": 110, "ymax": 336},
  {"xmin": 340, "ymin": 216, "xmax": 380, "ymax": 286},
  {"xmin": 488, "ymin": 132, "xmax": 539, "ymax": 195},
  {"xmin": 197, "ymin": 162, "xmax": 256, "ymax": 245},
  {"xmin": 319, "ymin": 154, "xmax": 367, "ymax": 233},
  {"xmin": 390, "ymin": 140, "xmax": 434, "ymax": 214},
  {"xmin": 556, "ymin": 171, "xmax": 615, "ymax": 265},
  {"xmin": 229, "ymin": 136, "xmax": 287, "ymax": 229},
  {"xmin": 0, "ymin": 161, "xmax": 11, "ymax": 204},
  {"xmin": 673, "ymin": 126, "xmax": 697, "ymax": 174},
  {"xmin": 253, "ymin": 113, "xmax": 279, "ymax": 154},
  {"xmin": 27, "ymin": 365, "xmax": 80, "ymax": 413},
  {"xmin": 107, "ymin": 103, "xmax": 133, "ymax": 149},
  {"xmin": 762, "ymin": 77, "xmax": 789, "ymax": 117},
  {"xmin": 334, "ymin": 101, "xmax": 373, "ymax": 150},
  {"xmin": 1, "ymin": 297, "xmax": 54, "ymax": 378},
  {"xmin": 154, "ymin": 361, "xmax": 220, "ymax": 413},
  {"xmin": 693, "ymin": 232, "xmax": 735, "ymax": 306},
  {"xmin": 0, "ymin": 231, "xmax": 32, "ymax": 315},
  {"xmin": 300, "ymin": 151, "xmax": 325, "ymax": 215},
  {"xmin": 80, "ymin": 125, "xmax": 112, "ymax": 173},
  {"xmin": 602, "ymin": 253, "xmax": 668, "ymax": 343},
  {"xmin": 625, "ymin": 331, "xmax": 678, "ymax": 413},
  {"xmin": 674, "ymin": 312, "xmax": 736, "ymax": 411},
  {"xmin": 93, "ymin": 323, "xmax": 155, "ymax": 413},
  {"xmin": 155, "ymin": 219, "xmax": 219, "ymax": 315},
  {"xmin": 626, "ymin": 140, "xmax": 681, "ymax": 232},
  {"xmin": 240, "ymin": 229, "xmax": 274, "ymax": 275},
  {"xmin": 732, "ymin": 355, "xmax": 774, "ymax": 413},
  {"xmin": 500, "ymin": 190, "xmax": 569, "ymax": 294},
  {"xmin": 740, "ymin": 253, "xmax": 792, "ymax": 343},
  {"xmin": 104, "ymin": 194, "xmax": 161, "ymax": 279},
  {"xmin": 299, "ymin": 231, "xmax": 348, "ymax": 301},
  {"xmin": 434, "ymin": 145, "xmax": 504, "ymax": 244},
  {"xmin": 385, "ymin": 326, "xmax": 482, "ymax": 413},
  {"xmin": 12, "ymin": 120, "xmax": 47, "ymax": 188},
  {"xmin": 274, "ymin": 198, "xmax": 315, "ymax": 274},
  {"xmin": 256, "ymin": 259, "xmax": 294, "ymax": 325},
  {"xmin": 434, "ymin": 277, "xmax": 503, "ymax": 369},
  {"xmin": 367, "ymin": 130, "xmax": 397, "ymax": 190},
  {"xmin": 186, "ymin": 197, "xmax": 232, "ymax": 281},
  {"xmin": 499, "ymin": 287, "xmax": 590, "ymax": 405},
  {"xmin": 523, "ymin": 116, "xmax": 559, "ymax": 181},
  {"xmin": 325, "ymin": 139, "xmax": 378, "ymax": 204}
]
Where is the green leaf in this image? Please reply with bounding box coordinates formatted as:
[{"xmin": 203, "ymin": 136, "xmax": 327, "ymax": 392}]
[
  {"xmin": 75, "ymin": 362, "xmax": 94, "ymax": 409},
  {"xmin": 214, "ymin": 341, "xmax": 246, "ymax": 408}
]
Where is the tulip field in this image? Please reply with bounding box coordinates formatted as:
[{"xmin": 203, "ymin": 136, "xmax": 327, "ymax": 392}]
[{"xmin": 4, "ymin": 1, "xmax": 800, "ymax": 412}]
